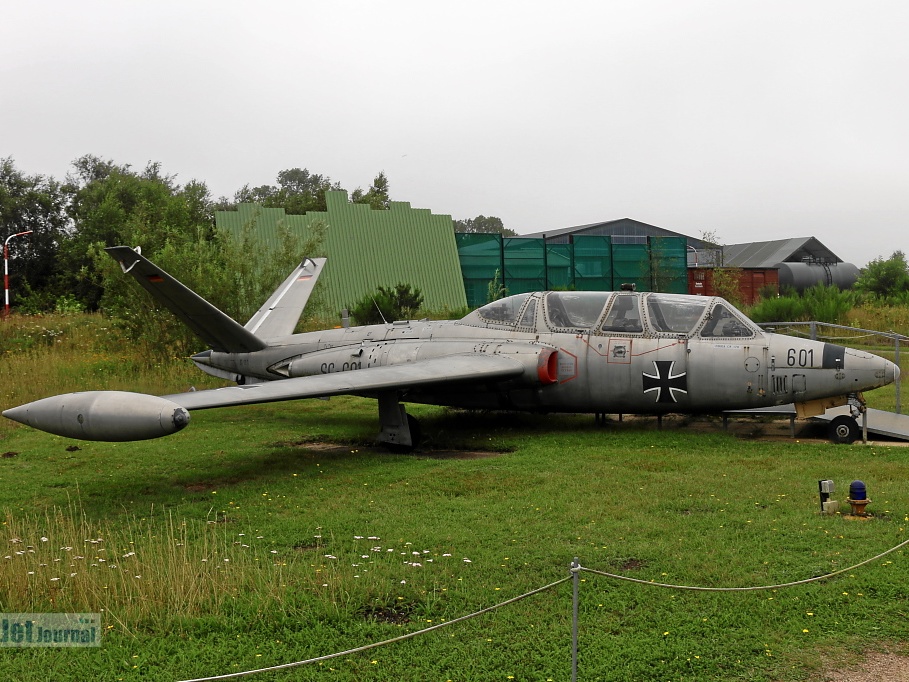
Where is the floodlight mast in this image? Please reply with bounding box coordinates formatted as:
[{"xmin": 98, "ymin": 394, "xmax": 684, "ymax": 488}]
[{"xmin": 3, "ymin": 230, "xmax": 33, "ymax": 319}]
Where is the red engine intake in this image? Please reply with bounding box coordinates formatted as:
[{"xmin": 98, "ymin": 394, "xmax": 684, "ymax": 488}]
[{"xmin": 537, "ymin": 348, "xmax": 559, "ymax": 385}]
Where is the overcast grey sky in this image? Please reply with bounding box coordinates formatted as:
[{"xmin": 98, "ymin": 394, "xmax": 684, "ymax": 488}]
[{"xmin": 3, "ymin": 1, "xmax": 908, "ymax": 267}]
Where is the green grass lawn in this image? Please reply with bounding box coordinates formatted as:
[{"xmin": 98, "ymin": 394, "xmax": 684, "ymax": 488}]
[
  {"xmin": 2, "ymin": 313, "xmax": 909, "ymax": 680},
  {"xmin": 1, "ymin": 398, "xmax": 908, "ymax": 681}
]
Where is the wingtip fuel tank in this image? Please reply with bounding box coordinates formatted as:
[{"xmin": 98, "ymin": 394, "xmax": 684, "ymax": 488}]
[{"xmin": 2, "ymin": 391, "xmax": 190, "ymax": 442}]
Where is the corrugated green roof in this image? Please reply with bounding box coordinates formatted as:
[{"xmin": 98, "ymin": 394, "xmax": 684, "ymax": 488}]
[{"xmin": 215, "ymin": 192, "xmax": 467, "ymax": 316}]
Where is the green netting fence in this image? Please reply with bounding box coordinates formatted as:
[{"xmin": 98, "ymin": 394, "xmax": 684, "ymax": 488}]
[{"xmin": 456, "ymin": 235, "xmax": 687, "ymax": 307}]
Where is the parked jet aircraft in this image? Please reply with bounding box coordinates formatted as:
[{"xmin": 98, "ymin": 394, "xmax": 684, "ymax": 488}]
[{"xmin": 3, "ymin": 247, "xmax": 900, "ymax": 446}]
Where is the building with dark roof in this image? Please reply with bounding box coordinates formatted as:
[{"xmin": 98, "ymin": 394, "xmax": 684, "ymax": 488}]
[
  {"xmin": 723, "ymin": 237, "xmax": 859, "ymax": 291},
  {"xmin": 524, "ymin": 221, "xmax": 860, "ymax": 302},
  {"xmin": 723, "ymin": 237, "xmax": 840, "ymax": 267},
  {"xmin": 523, "ymin": 218, "xmax": 722, "ymax": 266}
]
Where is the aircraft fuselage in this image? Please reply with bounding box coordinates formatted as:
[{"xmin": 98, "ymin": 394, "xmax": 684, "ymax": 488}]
[{"xmin": 193, "ymin": 290, "xmax": 897, "ymax": 417}]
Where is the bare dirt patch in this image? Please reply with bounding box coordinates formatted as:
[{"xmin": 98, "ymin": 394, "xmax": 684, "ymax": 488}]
[
  {"xmin": 822, "ymin": 651, "xmax": 909, "ymax": 681},
  {"xmin": 361, "ymin": 605, "xmax": 412, "ymax": 625},
  {"xmin": 182, "ymin": 478, "xmax": 243, "ymax": 492},
  {"xmin": 291, "ymin": 441, "xmax": 506, "ymax": 460},
  {"xmin": 617, "ymin": 558, "xmax": 646, "ymax": 571}
]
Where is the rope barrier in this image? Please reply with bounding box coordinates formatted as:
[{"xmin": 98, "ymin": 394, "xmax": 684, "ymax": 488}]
[
  {"xmin": 177, "ymin": 576, "xmax": 572, "ymax": 682},
  {"xmin": 579, "ymin": 536, "xmax": 909, "ymax": 592},
  {"xmin": 178, "ymin": 535, "xmax": 909, "ymax": 681}
]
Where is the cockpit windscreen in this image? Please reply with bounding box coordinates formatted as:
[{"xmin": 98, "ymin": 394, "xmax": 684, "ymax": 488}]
[{"xmin": 546, "ymin": 292, "xmax": 612, "ymax": 329}]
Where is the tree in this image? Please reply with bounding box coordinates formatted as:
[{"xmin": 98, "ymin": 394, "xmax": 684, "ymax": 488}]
[
  {"xmin": 710, "ymin": 267, "xmax": 743, "ymax": 307},
  {"xmin": 219, "ymin": 168, "xmax": 393, "ymax": 215},
  {"xmin": 231, "ymin": 170, "xmax": 337, "ymax": 214},
  {"xmin": 0, "ymin": 157, "xmax": 74, "ymax": 310},
  {"xmin": 697, "ymin": 229, "xmax": 725, "ymax": 267},
  {"xmin": 59, "ymin": 157, "xmax": 216, "ymax": 310},
  {"xmin": 351, "ymin": 172, "xmax": 390, "ymax": 209},
  {"xmin": 228, "ymin": 168, "xmax": 342, "ymax": 214},
  {"xmin": 454, "ymin": 215, "xmax": 516, "ymax": 236},
  {"xmin": 68, "ymin": 154, "xmax": 120, "ymax": 185},
  {"xmin": 854, "ymin": 251, "xmax": 909, "ymax": 299}
]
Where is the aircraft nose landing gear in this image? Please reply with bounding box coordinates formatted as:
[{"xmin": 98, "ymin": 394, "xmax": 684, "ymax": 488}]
[
  {"xmin": 829, "ymin": 415, "xmax": 859, "ymax": 444},
  {"xmin": 828, "ymin": 394, "xmax": 865, "ymax": 444}
]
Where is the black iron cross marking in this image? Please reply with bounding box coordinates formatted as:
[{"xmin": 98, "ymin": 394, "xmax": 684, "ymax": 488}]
[{"xmin": 642, "ymin": 360, "xmax": 688, "ymax": 403}]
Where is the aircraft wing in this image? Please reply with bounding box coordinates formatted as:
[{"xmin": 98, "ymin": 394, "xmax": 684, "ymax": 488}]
[
  {"xmin": 165, "ymin": 354, "xmax": 525, "ymax": 411},
  {"xmin": 2, "ymin": 355, "xmax": 527, "ymax": 442}
]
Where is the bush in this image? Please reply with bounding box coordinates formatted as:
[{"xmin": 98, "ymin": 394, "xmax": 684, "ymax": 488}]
[
  {"xmin": 747, "ymin": 294, "xmax": 807, "ymax": 323},
  {"xmin": 54, "ymin": 294, "xmax": 85, "ymax": 315},
  {"xmin": 801, "ymin": 284, "xmax": 859, "ymax": 324},
  {"xmin": 747, "ymin": 284, "xmax": 859, "ymax": 324},
  {"xmin": 349, "ymin": 284, "xmax": 424, "ymax": 325},
  {"xmin": 486, "ymin": 269, "xmax": 507, "ymax": 303}
]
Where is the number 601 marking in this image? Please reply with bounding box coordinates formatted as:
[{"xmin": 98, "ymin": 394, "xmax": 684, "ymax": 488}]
[{"xmin": 787, "ymin": 348, "xmax": 814, "ymax": 367}]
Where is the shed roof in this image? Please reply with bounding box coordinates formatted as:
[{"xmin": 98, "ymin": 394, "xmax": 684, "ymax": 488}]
[
  {"xmin": 722, "ymin": 237, "xmax": 842, "ymax": 268},
  {"xmin": 522, "ymin": 218, "xmax": 717, "ymax": 251},
  {"xmin": 524, "ymin": 218, "xmax": 679, "ymax": 239}
]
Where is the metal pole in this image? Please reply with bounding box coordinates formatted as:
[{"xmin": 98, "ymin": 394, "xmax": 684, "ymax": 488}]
[
  {"xmin": 499, "ymin": 234, "xmax": 506, "ymax": 294},
  {"xmin": 896, "ymin": 337, "xmax": 901, "ymax": 415},
  {"xmin": 3, "ymin": 230, "xmax": 33, "ymax": 319},
  {"xmin": 569, "ymin": 235, "xmax": 576, "ymax": 290},
  {"xmin": 542, "ymin": 234, "xmax": 548, "ymax": 291},
  {"xmin": 571, "ymin": 558, "xmax": 580, "ymax": 682}
]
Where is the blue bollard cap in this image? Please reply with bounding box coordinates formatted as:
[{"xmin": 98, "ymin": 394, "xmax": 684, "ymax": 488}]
[{"xmin": 849, "ymin": 480, "xmax": 867, "ymax": 500}]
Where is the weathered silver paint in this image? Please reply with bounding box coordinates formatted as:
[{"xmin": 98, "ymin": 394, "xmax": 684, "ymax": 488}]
[{"xmin": 3, "ymin": 251, "xmax": 900, "ymax": 443}]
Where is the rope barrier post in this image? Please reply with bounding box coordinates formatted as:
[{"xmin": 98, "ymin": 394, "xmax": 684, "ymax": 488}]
[{"xmin": 570, "ymin": 558, "xmax": 580, "ymax": 682}]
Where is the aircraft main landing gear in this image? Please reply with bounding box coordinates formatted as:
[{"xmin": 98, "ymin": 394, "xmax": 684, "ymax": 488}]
[{"xmin": 376, "ymin": 392, "xmax": 420, "ymax": 452}]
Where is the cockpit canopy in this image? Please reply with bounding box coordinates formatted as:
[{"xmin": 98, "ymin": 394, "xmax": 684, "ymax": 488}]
[{"xmin": 460, "ymin": 291, "xmax": 760, "ymax": 338}]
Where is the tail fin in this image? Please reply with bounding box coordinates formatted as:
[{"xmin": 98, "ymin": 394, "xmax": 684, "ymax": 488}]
[
  {"xmin": 106, "ymin": 246, "xmax": 267, "ymax": 353},
  {"xmin": 244, "ymin": 257, "xmax": 326, "ymax": 338}
]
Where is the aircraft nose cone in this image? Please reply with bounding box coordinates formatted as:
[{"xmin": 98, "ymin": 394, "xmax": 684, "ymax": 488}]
[
  {"xmin": 892, "ymin": 360, "xmax": 901, "ymax": 384},
  {"xmin": 2, "ymin": 405, "xmax": 29, "ymax": 426}
]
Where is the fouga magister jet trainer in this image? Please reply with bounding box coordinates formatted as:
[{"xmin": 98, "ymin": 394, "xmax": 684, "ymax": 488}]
[{"xmin": 3, "ymin": 246, "xmax": 900, "ymax": 448}]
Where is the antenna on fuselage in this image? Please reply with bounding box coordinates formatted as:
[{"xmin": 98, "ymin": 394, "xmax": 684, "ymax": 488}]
[{"xmin": 370, "ymin": 295, "xmax": 389, "ymax": 324}]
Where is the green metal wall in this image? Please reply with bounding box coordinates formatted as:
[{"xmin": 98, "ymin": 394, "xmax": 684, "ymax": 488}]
[
  {"xmin": 216, "ymin": 192, "xmax": 468, "ymax": 316},
  {"xmin": 215, "ymin": 198, "xmax": 689, "ymax": 314},
  {"xmin": 454, "ymin": 233, "xmax": 503, "ymax": 308},
  {"xmin": 456, "ymin": 235, "xmax": 688, "ymax": 307}
]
